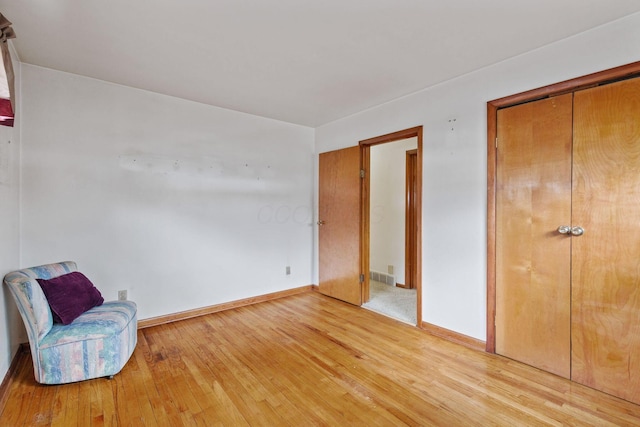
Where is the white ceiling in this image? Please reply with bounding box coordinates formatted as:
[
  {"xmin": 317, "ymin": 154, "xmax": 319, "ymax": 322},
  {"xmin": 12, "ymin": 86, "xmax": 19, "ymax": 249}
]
[{"xmin": 2, "ymin": 1, "xmax": 640, "ymax": 127}]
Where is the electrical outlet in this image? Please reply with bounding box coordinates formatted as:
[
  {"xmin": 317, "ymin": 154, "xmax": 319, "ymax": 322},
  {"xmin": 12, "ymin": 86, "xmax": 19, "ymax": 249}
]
[
  {"xmin": 118, "ymin": 290, "xmax": 127, "ymax": 301},
  {"xmin": 388, "ymin": 265, "xmax": 394, "ymax": 275},
  {"xmin": 286, "ymin": 266, "xmax": 291, "ymax": 275}
]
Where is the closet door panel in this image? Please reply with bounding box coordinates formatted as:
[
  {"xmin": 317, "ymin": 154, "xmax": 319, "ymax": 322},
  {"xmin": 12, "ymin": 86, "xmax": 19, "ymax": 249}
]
[
  {"xmin": 495, "ymin": 94, "xmax": 573, "ymax": 378},
  {"xmin": 572, "ymin": 77, "xmax": 640, "ymax": 403}
]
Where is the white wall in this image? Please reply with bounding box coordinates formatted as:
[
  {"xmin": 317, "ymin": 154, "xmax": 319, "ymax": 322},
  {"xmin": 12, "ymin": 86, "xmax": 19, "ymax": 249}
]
[
  {"xmin": 0, "ymin": 46, "xmax": 22, "ymax": 382},
  {"xmin": 19, "ymin": 65, "xmax": 315, "ymax": 321},
  {"xmin": 370, "ymin": 137, "xmax": 417, "ymax": 284},
  {"xmin": 315, "ymin": 12, "xmax": 640, "ymax": 340}
]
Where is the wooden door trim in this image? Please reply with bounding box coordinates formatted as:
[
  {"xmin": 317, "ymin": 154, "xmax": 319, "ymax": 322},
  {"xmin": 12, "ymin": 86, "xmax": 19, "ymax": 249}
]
[
  {"xmin": 486, "ymin": 61, "xmax": 640, "ymax": 353},
  {"xmin": 361, "ymin": 144, "xmax": 371, "ymax": 303},
  {"xmin": 360, "ymin": 126, "xmax": 423, "ymax": 325},
  {"xmin": 404, "ymin": 149, "xmax": 418, "ymax": 289}
]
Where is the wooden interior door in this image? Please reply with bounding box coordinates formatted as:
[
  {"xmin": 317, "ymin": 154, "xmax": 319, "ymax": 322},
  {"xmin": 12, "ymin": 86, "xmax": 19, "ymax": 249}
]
[
  {"xmin": 318, "ymin": 146, "xmax": 362, "ymax": 305},
  {"xmin": 571, "ymin": 77, "xmax": 640, "ymax": 403},
  {"xmin": 495, "ymin": 94, "xmax": 573, "ymax": 378}
]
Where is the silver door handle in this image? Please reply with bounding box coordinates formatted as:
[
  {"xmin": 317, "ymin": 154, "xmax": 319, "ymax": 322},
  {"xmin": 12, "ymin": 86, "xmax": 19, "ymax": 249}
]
[
  {"xmin": 571, "ymin": 226, "xmax": 584, "ymax": 236},
  {"xmin": 557, "ymin": 225, "xmax": 584, "ymax": 235},
  {"xmin": 317, "ymin": 220, "xmax": 325, "ymax": 226}
]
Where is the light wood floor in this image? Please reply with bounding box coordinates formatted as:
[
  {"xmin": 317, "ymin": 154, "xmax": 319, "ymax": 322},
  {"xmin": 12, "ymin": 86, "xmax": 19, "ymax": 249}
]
[{"xmin": 2, "ymin": 291, "xmax": 640, "ymax": 426}]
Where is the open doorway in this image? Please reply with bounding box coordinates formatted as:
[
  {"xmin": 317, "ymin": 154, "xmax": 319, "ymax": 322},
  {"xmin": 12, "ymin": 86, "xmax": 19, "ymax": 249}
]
[{"xmin": 360, "ymin": 127, "xmax": 422, "ymax": 325}]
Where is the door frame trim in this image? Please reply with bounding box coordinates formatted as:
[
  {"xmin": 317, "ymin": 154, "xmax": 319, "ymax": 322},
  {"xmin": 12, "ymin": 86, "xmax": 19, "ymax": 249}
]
[
  {"xmin": 486, "ymin": 61, "xmax": 640, "ymax": 353},
  {"xmin": 360, "ymin": 126, "xmax": 423, "ymax": 325},
  {"xmin": 405, "ymin": 149, "xmax": 418, "ymax": 290}
]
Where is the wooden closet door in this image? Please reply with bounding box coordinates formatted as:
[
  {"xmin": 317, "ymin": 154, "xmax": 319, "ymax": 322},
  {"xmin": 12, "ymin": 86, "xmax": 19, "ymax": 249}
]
[
  {"xmin": 571, "ymin": 77, "xmax": 640, "ymax": 403},
  {"xmin": 495, "ymin": 94, "xmax": 573, "ymax": 378}
]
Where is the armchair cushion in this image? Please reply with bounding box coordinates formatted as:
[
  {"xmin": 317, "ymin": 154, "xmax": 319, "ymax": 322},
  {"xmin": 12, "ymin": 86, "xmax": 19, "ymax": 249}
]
[{"xmin": 37, "ymin": 272, "xmax": 104, "ymax": 325}]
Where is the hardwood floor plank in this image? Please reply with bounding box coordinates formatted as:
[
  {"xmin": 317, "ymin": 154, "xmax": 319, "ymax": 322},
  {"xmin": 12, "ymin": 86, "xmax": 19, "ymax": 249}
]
[
  {"xmin": 2, "ymin": 291, "xmax": 640, "ymax": 426},
  {"xmin": 88, "ymin": 378, "xmax": 105, "ymax": 427},
  {"xmin": 50, "ymin": 383, "xmax": 69, "ymax": 427},
  {"xmin": 30, "ymin": 381, "xmax": 57, "ymax": 425},
  {"xmin": 133, "ymin": 332, "xmax": 169, "ymax": 425}
]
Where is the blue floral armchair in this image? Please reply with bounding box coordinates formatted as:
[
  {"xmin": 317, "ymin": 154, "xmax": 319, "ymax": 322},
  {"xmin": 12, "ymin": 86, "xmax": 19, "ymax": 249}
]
[{"xmin": 3, "ymin": 261, "xmax": 137, "ymax": 384}]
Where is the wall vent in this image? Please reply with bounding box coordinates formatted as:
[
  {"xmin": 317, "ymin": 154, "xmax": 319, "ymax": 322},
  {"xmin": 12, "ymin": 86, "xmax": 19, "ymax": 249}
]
[{"xmin": 369, "ymin": 270, "xmax": 395, "ymax": 286}]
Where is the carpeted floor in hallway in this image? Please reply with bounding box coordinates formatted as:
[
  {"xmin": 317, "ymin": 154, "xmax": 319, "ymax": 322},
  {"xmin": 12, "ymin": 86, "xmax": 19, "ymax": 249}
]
[{"xmin": 362, "ymin": 280, "xmax": 417, "ymax": 324}]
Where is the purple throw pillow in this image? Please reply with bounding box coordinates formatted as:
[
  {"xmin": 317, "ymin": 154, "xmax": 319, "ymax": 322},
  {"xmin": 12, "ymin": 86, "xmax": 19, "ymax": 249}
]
[{"xmin": 37, "ymin": 272, "xmax": 104, "ymax": 325}]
